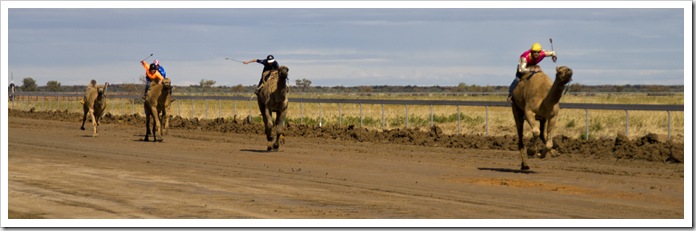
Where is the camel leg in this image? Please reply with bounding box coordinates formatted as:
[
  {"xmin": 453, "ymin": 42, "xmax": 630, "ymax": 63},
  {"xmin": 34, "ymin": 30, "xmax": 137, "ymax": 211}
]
[
  {"xmin": 161, "ymin": 111, "xmax": 169, "ymax": 136},
  {"xmin": 272, "ymin": 109, "xmax": 287, "ymax": 151},
  {"xmin": 512, "ymin": 106, "xmax": 529, "ymax": 170},
  {"xmin": 144, "ymin": 109, "xmax": 151, "ymax": 141},
  {"xmin": 544, "ymin": 117, "xmax": 558, "ymax": 157},
  {"xmin": 80, "ymin": 110, "xmax": 88, "ymax": 130},
  {"xmin": 151, "ymin": 106, "xmax": 162, "ymax": 142},
  {"xmin": 523, "ymin": 110, "xmax": 540, "ymax": 157},
  {"xmin": 89, "ymin": 109, "xmax": 98, "ymax": 137},
  {"xmin": 538, "ymin": 118, "xmax": 548, "ymax": 158},
  {"xmin": 262, "ymin": 108, "xmax": 274, "ymax": 151}
]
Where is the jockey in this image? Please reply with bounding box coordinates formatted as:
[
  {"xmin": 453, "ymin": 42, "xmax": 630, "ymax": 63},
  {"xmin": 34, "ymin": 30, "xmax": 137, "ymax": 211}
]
[
  {"xmin": 243, "ymin": 55, "xmax": 279, "ymax": 95},
  {"xmin": 154, "ymin": 59, "xmax": 166, "ymax": 78},
  {"xmin": 141, "ymin": 60, "xmax": 164, "ymax": 99},
  {"xmin": 507, "ymin": 42, "xmax": 557, "ymax": 103}
]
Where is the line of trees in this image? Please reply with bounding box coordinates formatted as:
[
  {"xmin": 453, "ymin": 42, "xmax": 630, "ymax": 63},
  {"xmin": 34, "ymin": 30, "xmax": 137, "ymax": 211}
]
[{"xmin": 10, "ymin": 77, "xmax": 685, "ymax": 94}]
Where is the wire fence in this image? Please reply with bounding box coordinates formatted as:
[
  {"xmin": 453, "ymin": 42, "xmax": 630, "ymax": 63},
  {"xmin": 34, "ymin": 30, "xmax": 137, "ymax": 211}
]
[{"xmin": 8, "ymin": 92, "xmax": 684, "ymax": 140}]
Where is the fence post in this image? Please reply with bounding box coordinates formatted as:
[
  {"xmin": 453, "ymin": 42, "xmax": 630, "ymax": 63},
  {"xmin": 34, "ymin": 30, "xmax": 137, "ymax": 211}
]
[
  {"xmin": 457, "ymin": 105, "xmax": 461, "ymax": 135},
  {"xmin": 585, "ymin": 109, "xmax": 589, "ymax": 140},
  {"xmin": 625, "ymin": 109, "xmax": 629, "ymax": 137},
  {"xmin": 248, "ymin": 98, "xmax": 252, "ymax": 123},
  {"xmin": 338, "ymin": 103, "xmax": 342, "ymax": 126},
  {"xmin": 300, "ymin": 101, "xmax": 304, "ymax": 124},
  {"xmin": 178, "ymin": 99, "xmax": 181, "ymax": 116},
  {"xmin": 430, "ymin": 105, "xmax": 433, "ymax": 127},
  {"xmin": 319, "ymin": 103, "xmax": 323, "ymax": 127},
  {"xmin": 381, "ymin": 104, "xmax": 385, "ymax": 130},
  {"xmin": 205, "ymin": 100, "xmax": 209, "ymax": 119},
  {"xmin": 191, "ymin": 99, "xmax": 195, "ymax": 119},
  {"xmin": 667, "ymin": 111, "xmax": 671, "ymax": 140},
  {"xmin": 359, "ymin": 103, "xmax": 363, "ymax": 127},
  {"xmin": 405, "ymin": 105, "xmax": 409, "ymax": 129},
  {"xmin": 234, "ymin": 100, "xmax": 237, "ymax": 117},
  {"xmin": 219, "ymin": 99, "xmax": 222, "ymax": 118},
  {"xmin": 485, "ymin": 106, "xmax": 489, "ymax": 136}
]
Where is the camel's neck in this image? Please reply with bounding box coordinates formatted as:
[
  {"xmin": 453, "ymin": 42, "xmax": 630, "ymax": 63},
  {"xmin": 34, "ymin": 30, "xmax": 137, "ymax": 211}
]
[{"xmin": 540, "ymin": 76, "xmax": 567, "ymax": 111}]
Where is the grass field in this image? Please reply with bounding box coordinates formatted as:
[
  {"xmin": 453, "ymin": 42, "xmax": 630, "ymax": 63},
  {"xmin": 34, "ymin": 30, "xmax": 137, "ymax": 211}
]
[{"xmin": 8, "ymin": 92, "xmax": 685, "ymax": 141}]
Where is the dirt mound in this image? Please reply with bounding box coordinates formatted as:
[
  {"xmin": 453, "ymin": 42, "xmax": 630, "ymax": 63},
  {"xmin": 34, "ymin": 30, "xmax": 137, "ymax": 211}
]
[{"xmin": 9, "ymin": 109, "xmax": 683, "ymax": 163}]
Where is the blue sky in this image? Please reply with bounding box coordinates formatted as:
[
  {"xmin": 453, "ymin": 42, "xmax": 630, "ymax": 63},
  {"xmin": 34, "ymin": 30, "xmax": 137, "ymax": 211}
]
[{"xmin": 3, "ymin": 1, "xmax": 690, "ymax": 87}]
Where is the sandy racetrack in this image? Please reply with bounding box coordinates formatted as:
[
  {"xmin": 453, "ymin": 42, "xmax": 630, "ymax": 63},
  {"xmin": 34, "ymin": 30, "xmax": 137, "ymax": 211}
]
[{"xmin": 7, "ymin": 109, "xmax": 685, "ymax": 223}]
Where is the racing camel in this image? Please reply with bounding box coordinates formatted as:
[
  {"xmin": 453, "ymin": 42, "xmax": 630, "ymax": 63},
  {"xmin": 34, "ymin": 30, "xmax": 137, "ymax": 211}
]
[
  {"xmin": 510, "ymin": 65, "xmax": 573, "ymax": 170},
  {"xmin": 257, "ymin": 65, "xmax": 290, "ymax": 151},
  {"xmin": 81, "ymin": 80, "xmax": 109, "ymax": 137},
  {"xmin": 144, "ymin": 78, "xmax": 173, "ymax": 142}
]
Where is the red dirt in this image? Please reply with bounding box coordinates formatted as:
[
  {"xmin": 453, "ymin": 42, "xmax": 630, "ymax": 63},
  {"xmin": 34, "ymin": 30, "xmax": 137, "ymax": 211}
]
[{"xmin": 7, "ymin": 109, "xmax": 685, "ymax": 224}]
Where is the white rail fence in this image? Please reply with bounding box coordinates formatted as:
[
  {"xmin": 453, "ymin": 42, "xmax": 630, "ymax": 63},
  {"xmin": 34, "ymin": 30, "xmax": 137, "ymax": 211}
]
[{"xmin": 9, "ymin": 92, "xmax": 684, "ymax": 140}]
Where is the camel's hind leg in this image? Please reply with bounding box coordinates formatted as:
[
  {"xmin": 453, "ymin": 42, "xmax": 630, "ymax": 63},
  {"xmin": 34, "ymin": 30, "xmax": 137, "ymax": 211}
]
[
  {"xmin": 262, "ymin": 108, "xmax": 274, "ymax": 151},
  {"xmin": 80, "ymin": 109, "xmax": 88, "ymax": 131},
  {"xmin": 512, "ymin": 106, "xmax": 530, "ymax": 170},
  {"xmin": 144, "ymin": 109, "xmax": 152, "ymax": 141}
]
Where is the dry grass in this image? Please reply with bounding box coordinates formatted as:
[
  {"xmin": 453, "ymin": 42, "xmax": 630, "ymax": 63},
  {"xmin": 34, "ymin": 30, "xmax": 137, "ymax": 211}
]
[{"xmin": 9, "ymin": 92, "xmax": 685, "ymax": 141}]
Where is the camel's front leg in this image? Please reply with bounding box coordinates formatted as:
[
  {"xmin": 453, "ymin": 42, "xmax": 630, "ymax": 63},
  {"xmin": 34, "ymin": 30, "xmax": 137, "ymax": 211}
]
[
  {"xmin": 89, "ymin": 109, "xmax": 98, "ymax": 137},
  {"xmin": 152, "ymin": 107, "xmax": 163, "ymax": 142},
  {"xmin": 523, "ymin": 110, "xmax": 540, "ymax": 156},
  {"xmin": 272, "ymin": 109, "xmax": 288, "ymax": 151},
  {"xmin": 542, "ymin": 117, "xmax": 558, "ymax": 157}
]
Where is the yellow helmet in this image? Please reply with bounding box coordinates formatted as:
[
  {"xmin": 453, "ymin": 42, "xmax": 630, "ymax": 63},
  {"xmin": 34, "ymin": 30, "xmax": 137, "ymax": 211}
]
[{"xmin": 531, "ymin": 43, "xmax": 542, "ymax": 52}]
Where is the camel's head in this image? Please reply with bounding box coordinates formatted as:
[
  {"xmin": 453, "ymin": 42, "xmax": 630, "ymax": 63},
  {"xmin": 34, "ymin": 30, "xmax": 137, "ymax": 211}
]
[
  {"xmin": 97, "ymin": 82, "xmax": 109, "ymax": 99},
  {"xmin": 161, "ymin": 78, "xmax": 172, "ymax": 90},
  {"xmin": 555, "ymin": 66, "xmax": 573, "ymax": 84},
  {"xmin": 278, "ymin": 65, "xmax": 289, "ymax": 80}
]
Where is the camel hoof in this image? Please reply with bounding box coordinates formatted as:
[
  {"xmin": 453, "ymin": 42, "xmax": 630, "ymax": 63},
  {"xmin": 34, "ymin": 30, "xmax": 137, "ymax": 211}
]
[
  {"xmin": 81, "ymin": 127, "xmax": 85, "ymax": 130},
  {"xmin": 521, "ymin": 164, "xmax": 530, "ymax": 171},
  {"xmin": 548, "ymin": 149, "xmax": 559, "ymax": 157},
  {"xmin": 537, "ymin": 149, "xmax": 547, "ymax": 159}
]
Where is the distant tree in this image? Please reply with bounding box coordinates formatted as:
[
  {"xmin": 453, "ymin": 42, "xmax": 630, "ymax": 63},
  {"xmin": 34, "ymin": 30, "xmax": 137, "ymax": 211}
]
[
  {"xmin": 359, "ymin": 86, "xmax": 373, "ymax": 93},
  {"xmin": 200, "ymin": 79, "xmax": 216, "ymax": 88},
  {"xmin": 295, "ymin": 78, "xmax": 312, "ymax": 92},
  {"xmin": 120, "ymin": 83, "xmax": 141, "ymax": 94},
  {"xmin": 46, "ymin": 80, "xmax": 61, "ymax": 92},
  {"xmin": 456, "ymin": 82, "xmax": 468, "ymax": 92},
  {"xmin": 568, "ymin": 83, "xmax": 582, "ymax": 93},
  {"xmin": 232, "ymin": 84, "xmax": 245, "ymax": 93},
  {"xmin": 21, "ymin": 77, "xmax": 37, "ymax": 91}
]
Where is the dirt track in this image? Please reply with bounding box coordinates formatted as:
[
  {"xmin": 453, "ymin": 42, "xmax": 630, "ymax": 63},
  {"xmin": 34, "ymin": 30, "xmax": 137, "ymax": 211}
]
[{"xmin": 7, "ymin": 109, "xmax": 685, "ymax": 221}]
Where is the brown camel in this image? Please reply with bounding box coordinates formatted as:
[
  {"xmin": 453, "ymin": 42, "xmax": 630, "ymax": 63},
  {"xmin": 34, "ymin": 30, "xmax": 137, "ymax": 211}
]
[
  {"xmin": 144, "ymin": 78, "xmax": 173, "ymax": 142},
  {"xmin": 80, "ymin": 80, "xmax": 109, "ymax": 137},
  {"xmin": 257, "ymin": 65, "xmax": 289, "ymax": 151},
  {"xmin": 511, "ymin": 65, "xmax": 573, "ymax": 170}
]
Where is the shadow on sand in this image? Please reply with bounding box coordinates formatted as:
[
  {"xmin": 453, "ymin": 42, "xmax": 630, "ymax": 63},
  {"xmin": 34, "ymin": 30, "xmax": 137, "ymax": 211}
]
[{"xmin": 477, "ymin": 167, "xmax": 536, "ymax": 174}]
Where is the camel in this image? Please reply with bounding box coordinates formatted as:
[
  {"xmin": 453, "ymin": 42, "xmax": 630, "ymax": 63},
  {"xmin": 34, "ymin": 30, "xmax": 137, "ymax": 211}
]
[
  {"xmin": 144, "ymin": 78, "xmax": 173, "ymax": 142},
  {"xmin": 80, "ymin": 80, "xmax": 109, "ymax": 137},
  {"xmin": 257, "ymin": 65, "xmax": 290, "ymax": 151},
  {"xmin": 511, "ymin": 65, "xmax": 573, "ymax": 170}
]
